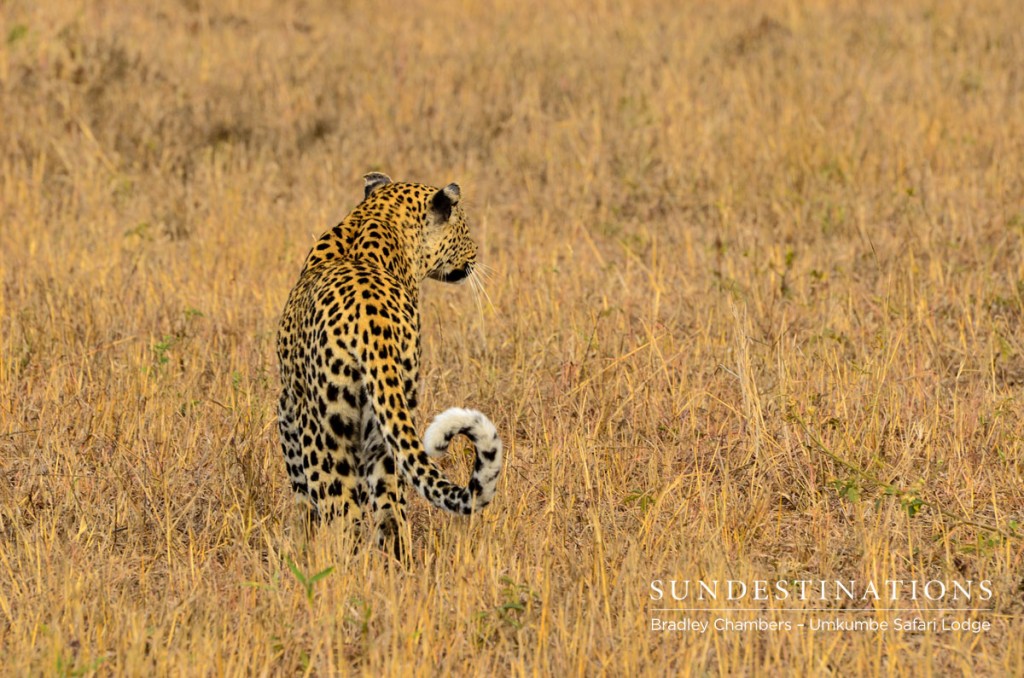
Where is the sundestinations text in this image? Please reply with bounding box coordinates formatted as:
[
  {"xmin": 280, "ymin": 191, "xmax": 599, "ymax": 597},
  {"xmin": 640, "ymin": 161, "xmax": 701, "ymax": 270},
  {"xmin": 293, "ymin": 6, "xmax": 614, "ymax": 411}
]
[{"xmin": 649, "ymin": 579, "xmax": 993, "ymax": 603}]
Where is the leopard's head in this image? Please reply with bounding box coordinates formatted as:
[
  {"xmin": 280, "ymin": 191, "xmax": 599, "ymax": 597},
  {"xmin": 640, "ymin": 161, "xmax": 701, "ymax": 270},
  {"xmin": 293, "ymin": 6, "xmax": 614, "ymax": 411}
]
[{"xmin": 363, "ymin": 173, "xmax": 478, "ymax": 284}]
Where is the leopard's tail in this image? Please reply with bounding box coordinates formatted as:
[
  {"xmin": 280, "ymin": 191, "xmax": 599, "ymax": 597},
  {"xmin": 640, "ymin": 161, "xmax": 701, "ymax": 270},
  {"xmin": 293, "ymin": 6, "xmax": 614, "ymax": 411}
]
[
  {"xmin": 421, "ymin": 408, "xmax": 503, "ymax": 511},
  {"xmin": 366, "ymin": 365, "xmax": 503, "ymax": 515}
]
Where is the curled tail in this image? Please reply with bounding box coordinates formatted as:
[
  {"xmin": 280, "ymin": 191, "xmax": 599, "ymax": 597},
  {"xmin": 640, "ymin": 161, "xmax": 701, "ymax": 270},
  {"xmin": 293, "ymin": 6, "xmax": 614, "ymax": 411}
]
[
  {"xmin": 422, "ymin": 408, "xmax": 503, "ymax": 511},
  {"xmin": 366, "ymin": 361, "xmax": 502, "ymax": 514}
]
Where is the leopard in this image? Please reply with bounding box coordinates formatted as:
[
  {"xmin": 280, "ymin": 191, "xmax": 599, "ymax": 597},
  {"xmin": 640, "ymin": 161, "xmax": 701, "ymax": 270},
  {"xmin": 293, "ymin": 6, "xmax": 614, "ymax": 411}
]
[{"xmin": 276, "ymin": 172, "xmax": 502, "ymax": 557}]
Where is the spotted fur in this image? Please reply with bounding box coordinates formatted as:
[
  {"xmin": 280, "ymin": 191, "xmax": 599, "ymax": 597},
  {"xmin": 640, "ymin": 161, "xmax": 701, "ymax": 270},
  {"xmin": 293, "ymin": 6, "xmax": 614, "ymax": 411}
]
[{"xmin": 276, "ymin": 173, "xmax": 503, "ymax": 555}]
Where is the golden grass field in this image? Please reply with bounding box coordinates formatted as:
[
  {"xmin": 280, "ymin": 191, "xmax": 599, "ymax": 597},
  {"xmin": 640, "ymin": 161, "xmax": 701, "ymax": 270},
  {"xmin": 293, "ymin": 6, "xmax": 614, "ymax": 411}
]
[{"xmin": 2, "ymin": 0, "xmax": 1023, "ymax": 674}]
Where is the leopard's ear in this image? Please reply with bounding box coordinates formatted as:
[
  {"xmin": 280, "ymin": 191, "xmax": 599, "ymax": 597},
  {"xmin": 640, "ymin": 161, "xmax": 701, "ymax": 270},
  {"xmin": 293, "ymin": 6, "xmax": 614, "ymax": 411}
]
[
  {"xmin": 363, "ymin": 172, "xmax": 392, "ymax": 199},
  {"xmin": 430, "ymin": 183, "xmax": 460, "ymax": 222}
]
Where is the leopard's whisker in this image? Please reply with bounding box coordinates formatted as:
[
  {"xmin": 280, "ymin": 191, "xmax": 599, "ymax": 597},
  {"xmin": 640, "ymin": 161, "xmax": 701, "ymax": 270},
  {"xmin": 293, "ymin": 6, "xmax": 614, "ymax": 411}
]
[
  {"xmin": 468, "ymin": 268, "xmax": 480, "ymax": 305},
  {"xmin": 474, "ymin": 263, "xmax": 496, "ymax": 283},
  {"xmin": 472, "ymin": 269, "xmax": 486, "ymax": 308},
  {"xmin": 470, "ymin": 271, "xmax": 486, "ymax": 322},
  {"xmin": 471, "ymin": 267, "xmax": 496, "ymax": 314}
]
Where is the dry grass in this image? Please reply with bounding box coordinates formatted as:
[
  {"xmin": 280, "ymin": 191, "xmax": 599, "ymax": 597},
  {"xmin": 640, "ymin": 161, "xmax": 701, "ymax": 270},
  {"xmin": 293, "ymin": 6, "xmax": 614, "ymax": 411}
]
[{"xmin": 2, "ymin": 0, "xmax": 1023, "ymax": 674}]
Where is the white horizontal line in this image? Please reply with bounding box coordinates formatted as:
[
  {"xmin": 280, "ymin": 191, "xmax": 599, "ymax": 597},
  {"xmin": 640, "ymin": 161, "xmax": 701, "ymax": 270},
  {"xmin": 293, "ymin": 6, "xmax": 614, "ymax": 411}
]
[{"xmin": 650, "ymin": 608, "xmax": 994, "ymax": 613}]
